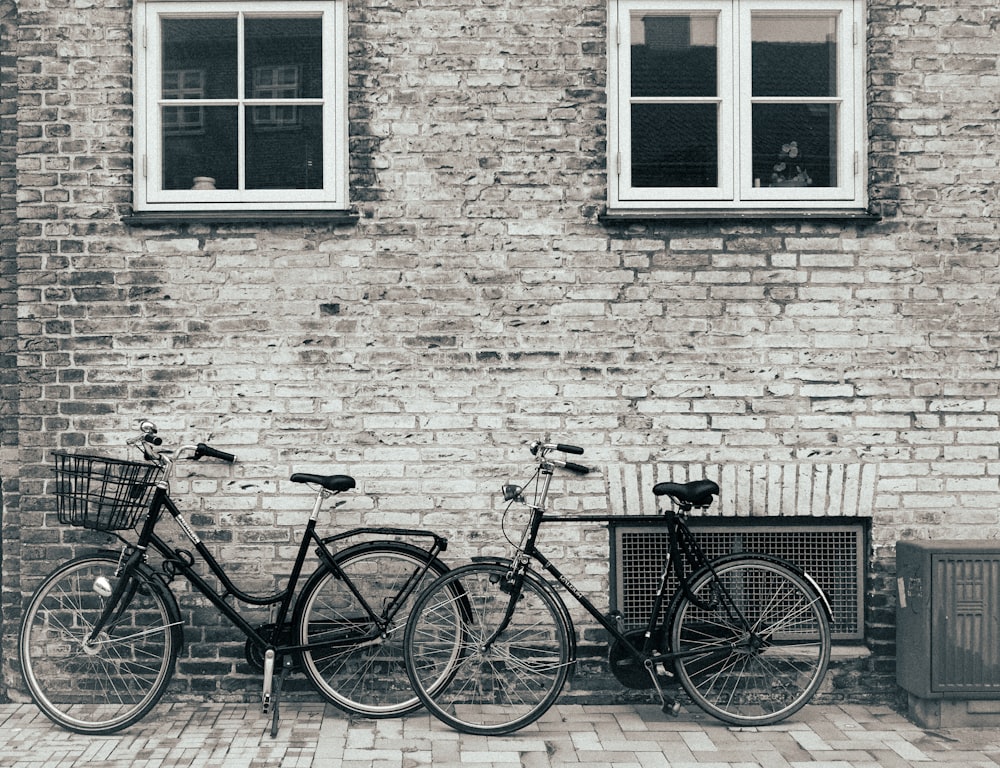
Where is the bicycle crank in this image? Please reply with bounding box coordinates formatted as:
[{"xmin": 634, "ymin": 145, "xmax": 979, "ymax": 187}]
[{"xmin": 262, "ymin": 649, "xmax": 276, "ymax": 715}]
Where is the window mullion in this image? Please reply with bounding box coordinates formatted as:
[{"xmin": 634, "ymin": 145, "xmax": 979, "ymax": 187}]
[
  {"xmin": 719, "ymin": 0, "xmax": 737, "ymax": 201},
  {"xmin": 237, "ymin": 12, "xmax": 247, "ymax": 194}
]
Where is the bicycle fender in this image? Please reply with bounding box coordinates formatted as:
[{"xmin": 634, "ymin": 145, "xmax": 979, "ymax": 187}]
[
  {"xmin": 667, "ymin": 553, "xmax": 834, "ymax": 623},
  {"xmin": 92, "ymin": 549, "xmax": 186, "ymax": 651},
  {"xmin": 321, "ymin": 539, "xmax": 450, "ymax": 571},
  {"xmin": 296, "ymin": 540, "xmax": 470, "ymax": 627},
  {"xmin": 469, "ymin": 556, "xmax": 579, "ymax": 669}
]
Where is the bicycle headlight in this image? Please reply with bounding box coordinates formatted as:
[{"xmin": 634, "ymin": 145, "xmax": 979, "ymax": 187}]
[{"xmin": 502, "ymin": 484, "xmax": 523, "ymax": 502}]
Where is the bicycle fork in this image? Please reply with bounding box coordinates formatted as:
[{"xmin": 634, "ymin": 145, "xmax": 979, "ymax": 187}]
[{"xmin": 86, "ymin": 548, "xmax": 148, "ymax": 646}]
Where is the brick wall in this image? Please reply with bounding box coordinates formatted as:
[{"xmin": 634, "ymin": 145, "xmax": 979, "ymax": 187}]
[
  {"xmin": 3, "ymin": 0, "xmax": 998, "ymax": 706},
  {"xmin": 1, "ymin": 0, "xmax": 21, "ymax": 698}
]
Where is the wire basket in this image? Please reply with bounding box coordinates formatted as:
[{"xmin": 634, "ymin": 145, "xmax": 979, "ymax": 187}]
[{"xmin": 53, "ymin": 452, "xmax": 164, "ymax": 531}]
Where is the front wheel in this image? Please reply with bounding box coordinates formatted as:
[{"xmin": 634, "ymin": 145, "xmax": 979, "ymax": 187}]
[
  {"xmin": 405, "ymin": 562, "xmax": 572, "ymax": 735},
  {"xmin": 295, "ymin": 542, "xmax": 457, "ymax": 717},
  {"xmin": 19, "ymin": 553, "xmax": 179, "ymax": 734},
  {"xmin": 669, "ymin": 557, "xmax": 831, "ymax": 726}
]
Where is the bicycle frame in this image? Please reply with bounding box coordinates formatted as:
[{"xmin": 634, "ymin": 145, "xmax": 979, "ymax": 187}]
[
  {"xmin": 497, "ymin": 463, "xmax": 732, "ymax": 674},
  {"xmin": 96, "ymin": 482, "xmax": 448, "ymax": 661}
]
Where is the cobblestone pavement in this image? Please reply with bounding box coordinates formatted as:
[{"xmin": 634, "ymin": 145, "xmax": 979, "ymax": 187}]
[{"xmin": 1, "ymin": 701, "xmax": 998, "ymax": 768}]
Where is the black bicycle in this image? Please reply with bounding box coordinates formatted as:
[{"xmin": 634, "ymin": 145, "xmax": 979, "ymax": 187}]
[
  {"xmin": 404, "ymin": 441, "xmax": 833, "ymax": 735},
  {"xmin": 19, "ymin": 420, "xmax": 465, "ymax": 736}
]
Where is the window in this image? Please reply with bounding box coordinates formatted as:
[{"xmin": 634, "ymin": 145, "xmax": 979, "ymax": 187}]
[
  {"xmin": 134, "ymin": 0, "xmax": 347, "ymax": 212},
  {"xmin": 608, "ymin": 0, "xmax": 866, "ymax": 212}
]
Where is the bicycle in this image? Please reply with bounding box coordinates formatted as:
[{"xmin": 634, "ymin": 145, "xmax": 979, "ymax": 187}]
[
  {"xmin": 404, "ymin": 441, "xmax": 833, "ymax": 735},
  {"xmin": 19, "ymin": 420, "xmax": 465, "ymax": 736}
]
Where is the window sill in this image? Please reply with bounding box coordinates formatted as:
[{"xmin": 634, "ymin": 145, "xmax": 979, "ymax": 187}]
[
  {"xmin": 122, "ymin": 209, "xmax": 360, "ymax": 226},
  {"xmin": 599, "ymin": 208, "xmax": 882, "ymax": 224}
]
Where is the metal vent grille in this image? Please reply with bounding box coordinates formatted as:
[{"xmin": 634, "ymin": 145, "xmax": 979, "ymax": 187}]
[{"xmin": 611, "ymin": 521, "xmax": 866, "ymax": 641}]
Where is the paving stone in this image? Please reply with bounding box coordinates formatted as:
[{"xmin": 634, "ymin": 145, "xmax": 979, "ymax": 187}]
[{"xmin": 0, "ymin": 703, "xmax": 998, "ymax": 768}]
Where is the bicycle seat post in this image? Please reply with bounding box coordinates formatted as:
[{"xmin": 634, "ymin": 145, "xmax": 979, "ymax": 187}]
[{"xmin": 309, "ymin": 488, "xmax": 331, "ymax": 522}]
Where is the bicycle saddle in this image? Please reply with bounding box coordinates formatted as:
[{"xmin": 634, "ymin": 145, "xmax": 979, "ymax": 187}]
[
  {"xmin": 290, "ymin": 473, "xmax": 356, "ymax": 492},
  {"xmin": 652, "ymin": 479, "xmax": 719, "ymax": 507}
]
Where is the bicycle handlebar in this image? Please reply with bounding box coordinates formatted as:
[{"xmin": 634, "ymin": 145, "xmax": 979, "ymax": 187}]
[
  {"xmin": 129, "ymin": 420, "xmax": 236, "ymax": 465},
  {"xmin": 194, "ymin": 443, "xmax": 236, "ymax": 463},
  {"xmin": 529, "ymin": 441, "xmax": 592, "ymax": 474},
  {"xmin": 530, "ymin": 440, "xmax": 584, "ymax": 456}
]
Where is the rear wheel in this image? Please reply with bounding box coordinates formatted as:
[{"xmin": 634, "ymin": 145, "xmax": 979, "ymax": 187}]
[
  {"xmin": 670, "ymin": 557, "xmax": 831, "ymax": 726},
  {"xmin": 296, "ymin": 543, "xmax": 456, "ymax": 717},
  {"xmin": 405, "ymin": 562, "xmax": 572, "ymax": 735},
  {"xmin": 19, "ymin": 553, "xmax": 179, "ymax": 734}
]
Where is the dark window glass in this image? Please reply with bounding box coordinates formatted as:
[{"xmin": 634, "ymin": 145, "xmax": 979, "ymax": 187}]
[
  {"xmin": 159, "ymin": 15, "xmax": 325, "ymax": 192},
  {"xmin": 631, "ymin": 14, "xmax": 718, "ymax": 98},
  {"xmin": 751, "ymin": 15, "xmax": 838, "ymax": 97},
  {"xmin": 752, "ymin": 103, "xmax": 838, "ymax": 188},
  {"xmin": 632, "ymin": 104, "xmax": 718, "ymax": 187}
]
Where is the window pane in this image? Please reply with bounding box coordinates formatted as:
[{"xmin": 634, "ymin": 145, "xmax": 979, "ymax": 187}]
[
  {"xmin": 245, "ymin": 17, "xmax": 323, "ymax": 100},
  {"xmin": 632, "ymin": 104, "xmax": 717, "ymax": 187},
  {"xmin": 162, "ymin": 106, "xmax": 238, "ymax": 190},
  {"xmin": 631, "ymin": 13, "xmax": 718, "ymax": 97},
  {"xmin": 162, "ymin": 18, "xmax": 237, "ymax": 99},
  {"xmin": 752, "ymin": 104, "xmax": 838, "ymax": 187},
  {"xmin": 246, "ymin": 106, "xmax": 324, "ymax": 189},
  {"xmin": 752, "ymin": 14, "xmax": 838, "ymax": 97}
]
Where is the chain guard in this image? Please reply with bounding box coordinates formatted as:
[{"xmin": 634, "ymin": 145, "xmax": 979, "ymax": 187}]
[{"xmin": 608, "ymin": 628, "xmax": 669, "ymax": 690}]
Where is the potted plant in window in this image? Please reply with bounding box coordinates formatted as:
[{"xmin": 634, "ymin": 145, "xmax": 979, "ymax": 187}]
[{"xmin": 770, "ymin": 141, "xmax": 812, "ymax": 187}]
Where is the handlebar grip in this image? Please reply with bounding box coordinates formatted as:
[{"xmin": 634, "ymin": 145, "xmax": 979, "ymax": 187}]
[
  {"xmin": 143, "ymin": 434, "xmax": 163, "ymax": 447},
  {"xmin": 194, "ymin": 443, "xmax": 236, "ymax": 463},
  {"xmin": 556, "ymin": 443, "xmax": 584, "ymax": 455},
  {"xmin": 564, "ymin": 461, "xmax": 591, "ymax": 475}
]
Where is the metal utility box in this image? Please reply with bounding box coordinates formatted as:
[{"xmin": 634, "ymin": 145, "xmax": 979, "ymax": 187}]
[{"xmin": 896, "ymin": 540, "xmax": 1000, "ymax": 725}]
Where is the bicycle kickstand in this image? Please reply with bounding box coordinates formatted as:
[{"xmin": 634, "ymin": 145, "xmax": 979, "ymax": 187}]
[
  {"xmin": 270, "ymin": 657, "xmax": 293, "ymax": 738},
  {"xmin": 644, "ymin": 659, "xmax": 681, "ymax": 717}
]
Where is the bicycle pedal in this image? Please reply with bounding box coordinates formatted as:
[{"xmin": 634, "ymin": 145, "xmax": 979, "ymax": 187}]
[{"xmin": 656, "ymin": 664, "xmax": 675, "ymax": 680}]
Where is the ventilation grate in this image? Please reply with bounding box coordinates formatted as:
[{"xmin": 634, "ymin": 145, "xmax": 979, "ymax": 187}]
[{"xmin": 611, "ymin": 520, "xmax": 866, "ymax": 641}]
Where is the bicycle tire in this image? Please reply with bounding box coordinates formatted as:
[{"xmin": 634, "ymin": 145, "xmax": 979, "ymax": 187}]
[
  {"xmin": 19, "ymin": 553, "xmax": 179, "ymax": 734},
  {"xmin": 295, "ymin": 541, "xmax": 457, "ymax": 717},
  {"xmin": 669, "ymin": 556, "xmax": 831, "ymax": 726},
  {"xmin": 405, "ymin": 562, "xmax": 572, "ymax": 735}
]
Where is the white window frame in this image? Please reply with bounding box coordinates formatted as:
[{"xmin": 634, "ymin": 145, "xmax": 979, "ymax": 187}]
[
  {"xmin": 134, "ymin": 0, "xmax": 348, "ymax": 212},
  {"xmin": 608, "ymin": 0, "xmax": 866, "ymax": 212}
]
